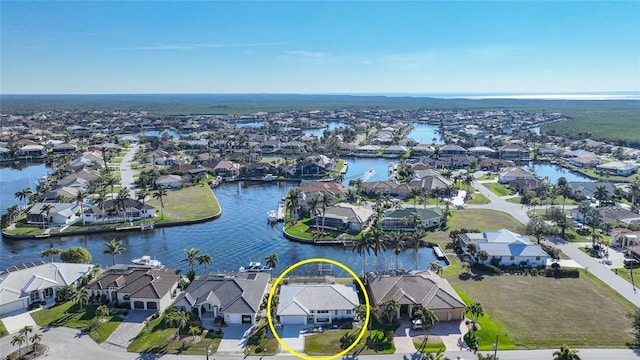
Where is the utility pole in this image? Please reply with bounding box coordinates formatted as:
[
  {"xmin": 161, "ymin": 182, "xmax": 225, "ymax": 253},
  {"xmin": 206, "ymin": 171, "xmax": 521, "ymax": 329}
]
[{"xmin": 494, "ymin": 333, "xmax": 499, "ymax": 358}]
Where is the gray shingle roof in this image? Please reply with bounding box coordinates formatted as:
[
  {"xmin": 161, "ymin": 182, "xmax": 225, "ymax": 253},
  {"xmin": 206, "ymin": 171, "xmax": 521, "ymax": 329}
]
[
  {"xmin": 86, "ymin": 266, "xmax": 180, "ymax": 300},
  {"xmin": 277, "ymin": 284, "xmax": 360, "ymax": 316}
]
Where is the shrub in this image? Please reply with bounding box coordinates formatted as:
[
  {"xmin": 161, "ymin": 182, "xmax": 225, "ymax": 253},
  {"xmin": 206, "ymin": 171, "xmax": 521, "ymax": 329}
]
[
  {"xmin": 551, "ymin": 262, "xmax": 561, "ymax": 269},
  {"xmin": 545, "ymin": 267, "xmax": 580, "ymax": 278},
  {"xmin": 471, "ymin": 262, "xmax": 503, "ymax": 275}
]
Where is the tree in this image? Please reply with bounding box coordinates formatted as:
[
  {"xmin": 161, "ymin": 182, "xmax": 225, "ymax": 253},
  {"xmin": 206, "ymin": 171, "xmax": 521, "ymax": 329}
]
[
  {"xmin": 520, "ymin": 216, "xmax": 556, "ymax": 244},
  {"xmin": 104, "ymin": 176, "xmax": 118, "ymax": 201},
  {"xmin": 430, "ymin": 261, "xmax": 443, "ymax": 274},
  {"xmin": 466, "ymin": 242, "xmax": 478, "ymax": 261},
  {"xmin": 165, "ymin": 308, "xmax": 188, "ymax": 337},
  {"xmin": 153, "ymin": 188, "xmax": 168, "ymax": 220},
  {"xmin": 60, "ymin": 246, "xmax": 92, "ymax": 263},
  {"xmin": 15, "ymin": 187, "xmax": 33, "ymax": 208},
  {"xmin": 387, "ymin": 231, "xmax": 406, "ymax": 270},
  {"xmin": 96, "ymin": 305, "xmax": 110, "ymax": 321},
  {"xmin": 188, "ymin": 325, "xmax": 202, "ymax": 340},
  {"xmin": 422, "ymin": 350, "xmax": 449, "ymax": 360},
  {"xmin": 39, "ymin": 204, "xmax": 54, "ymax": 229},
  {"xmin": 556, "ymin": 177, "xmax": 571, "ymax": 214},
  {"xmin": 627, "ymin": 308, "xmax": 640, "ymax": 345},
  {"xmin": 198, "ymin": 253, "xmax": 213, "ymax": 274},
  {"xmin": 352, "ymin": 234, "xmax": 375, "ymax": 276},
  {"xmin": 408, "ymin": 187, "xmax": 423, "ymax": 208},
  {"xmin": 407, "ymin": 227, "xmax": 427, "ymax": 270},
  {"xmin": 11, "ymin": 334, "xmax": 26, "ymax": 356},
  {"xmin": 181, "ymin": 248, "xmax": 201, "ymax": 273},
  {"xmin": 476, "ymin": 250, "xmax": 489, "ymax": 264},
  {"xmin": 74, "ymin": 290, "xmax": 89, "ymax": 310},
  {"xmin": 75, "ymin": 190, "xmax": 87, "ymax": 225},
  {"xmin": 41, "ymin": 247, "xmax": 62, "ymax": 262},
  {"xmin": 367, "ymin": 226, "xmax": 386, "ymax": 272},
  {"xmin": 354, "ymin": 304, "xmax": 371, "ymax": 332},
  {"xmin": 264, "ymin": 252, "xmax": 278, "ymax": 270},
  {"xmin": 319, "ymin": 192, "xmax": 333, "ymax": 235},
  {"xmin": 414, "ymin": 306, "xmax": 438, "ymax": 336},
  {"xmin": 307, "ymin": 196, "xmax": 320, "ymax": 229},
  {"xmin": 30, "ymin": 332, "xmax": 43, "ymax": 352},
  {"xmin": 377, "ymin": 298, "xmax": 400, "ymax": 325},
  {"xmin": 477, "ymin": 353, "xmax": 498, "ymax": 360},
  {"xmin": 553, "ymin": 344, "xmax": 581, "ymax": 360},
  {"xmin": 20, "ymin": 325, "xmax": 33, "ymax": 339},
  {"xmin": 465, "ymin": 302, "xmax": 485, "ymax": 323},
  {"xmin": 103, "ymin": 239, "xmax": 126, "ymax": 265},
  {"xmin": 593, "ymin": 185, "xmax": 610, "ymax": 207},
  {"xmin": 463, "ymin": 173, "xmax": 475, "ymax": 198},
  {"xmin": 630, "ymin": 180, "xmax": 640, "ymax": 211},
  {"xmin": 116, "ymin": 187, "xmax": 130, "ymax": 220},
  {"xmin": 545, "ymin": 207, "xmax": 569, "ymax": 238}
]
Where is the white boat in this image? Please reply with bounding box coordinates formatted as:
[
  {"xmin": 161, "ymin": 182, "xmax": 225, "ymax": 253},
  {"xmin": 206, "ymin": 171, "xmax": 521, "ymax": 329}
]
[
  {"xmin": 267, "ymin": 210, "xmax": 278, "ymax": 222},
  {"xmin": 132, "ymin": 255, "xmax": 164, "ymax": 269},
  {"xmin": 239, "ymin": 261, "xmax": 272, "ymax": 272},
  {"xmin": 276, "ymin": 201, "xmax": 286, "ymax": 222},
  {"xmin": 262, "ymin": 174, "xmax": 278, "ymax": 181}
]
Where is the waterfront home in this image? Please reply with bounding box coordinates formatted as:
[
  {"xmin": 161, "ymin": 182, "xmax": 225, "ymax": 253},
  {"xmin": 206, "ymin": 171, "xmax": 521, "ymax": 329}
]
[
  {"xmin": 410, "ymin": 144, "xmax": 434, "ymax": 157},
  {"xmin": 27, "ymin": 202, "xmax": 80, "ymax": 227},
  {"xmin": 499, "ymin": 144, "xmax": 530, "ymax": 160},
  {"xmin": 260, "ymin": 140, "xmax": 280, "ymax": 152},
  {"xmin": 0, "ymin": 261, "xmax": 93, "ymax": 316},
  {"xmin": 458, "ymin": 229, "xmax": 549, "ymax": 267},
  {"xmin": 19, "ymin": 144, "xmax": 45, "ymax": 159},
  {"xmin": 276, "ymin": 284, "xmax": 359, "ymax": 325},
  {"xmin": 203, "ymin": 160, "xmax": 241, "ymax": 178},
  {"xmin": 299, "ymin": 181, "xmax": 347, "ymax": 201},
  {"xmin": 312, "ymin": 203, "xmax": 375, "ymax": 232},
  {"xmin": 359, "ymin": 181, "xmax": 413, "ymax": 198},
  {"xmin": 572, "ymin": 206, "xmax": 640, "ymax": 226},
  {"xmin": 155, "ymin": 174, "xmax": 184, "ymax": 189},
  {"xmin": 596, "ymin": 161, "xmax": 639, "ymax": 177},
  {"xmin": 480, "ymin": 159, "xmax": 515, "ymax": 172},
  {"xmin": 509, "ymin": 178, "xmax": 546, "ymax": 195},
  {"xmin": 83, "ymin": 198, "xmax": 155, "ymax": 223},
  {"xmin": 498, "ymin": 167, "xmax": 536, "ymax": 184},
  {"xmin": 68, "ymin": 150, "xmax": 104, "ymax": 169},
  {"xmin": 440, "ymin": 144, "xmax": 467, "ymax": 157},
  {"xmin": 409, "ymin": 174, "xmax": 453, "ymax": 194},
  {"xmin": 383, "ymin": 145, "xmax": 408, "ymax": 156},
  {"xmin": 356, "ymin": 144, "xmax": 382, "ymax": 156},
  {"xmin": 244, "ymin": 162, "xmax": 278, "ymax": 177},
  {"xmin": 380, "ymin": 208, "xmax": 443, "ymax": 231},
  {"xmin": 289, "ymin": 155, "xmax": 334, "ymax": 177},
  {"xmin": 468, "ymin": 146, "xmax": 497, "ymax": 158},
  {"xmin": 569, "ymin": 156, "xmax": 600, "ymax": 168},
  {"xmin": 173, "ymin": 272, "xmax": 269, "ymax": 325},
  {"xmin": 366, "ymin": 271, "xmax": 466, "ymax": 322},
  {"xmin": 51, "ymin": 143, "xmax": 77, "ymax": 155},
  {"xmin": 146, "ymin": 149, "xmax": 171, "ymax": 165},
  {"xmin": 56, "ymin": 168, "xmax": 101, "ymax": 189},
  {"xmin": 41, "ymin": 186, "xmax": 83, "ymax": 202},
  {"xmin": 565, "ymin": 149, "xmax": 598, "ymax": 159},
  {"xmin": 85, "ymin": 265, "xmax": 180, "ymax": 312},
  {"xmin": 568, "ymin": 182, "xmax": 615, "ymax": 202}
]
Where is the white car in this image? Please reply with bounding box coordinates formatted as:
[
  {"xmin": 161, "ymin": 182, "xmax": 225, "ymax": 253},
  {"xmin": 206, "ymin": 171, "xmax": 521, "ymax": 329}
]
[{"xmin": 411, "ymin": 319, "xmax": 424, "ymax": 330}]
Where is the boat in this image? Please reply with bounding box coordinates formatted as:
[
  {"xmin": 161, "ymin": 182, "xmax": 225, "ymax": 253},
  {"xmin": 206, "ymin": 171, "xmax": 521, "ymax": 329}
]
[
  {"xmin": 267, "ymin": 210, "xmax": 278, "ymax": 222},
  {"xmin": 276, "ymin": 201, "xmax": 286, "ymax": 222},
  {"xmin": 262, "ymin": 174, "xmax": 278, "ymax": 181},
  {"xmin": 239, "ymin": 261, "xmax": 272, "ymax": 272},
  {"xmin": 132, "ymin": 255, "xmax": 164, "ymax": 269}
]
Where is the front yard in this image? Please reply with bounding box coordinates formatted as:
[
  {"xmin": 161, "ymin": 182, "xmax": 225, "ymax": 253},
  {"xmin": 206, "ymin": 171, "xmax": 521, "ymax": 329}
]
[
  {"xmin": 483, "ymin": 182, "xmax": 512, "ymax": 197},
  {"xmin": 30, "ymin": 301, "xmax": 123, "ymax": 343},
  {"xmin": 305, "ymin": 328, "xmax": 395, "ymax": 356}
]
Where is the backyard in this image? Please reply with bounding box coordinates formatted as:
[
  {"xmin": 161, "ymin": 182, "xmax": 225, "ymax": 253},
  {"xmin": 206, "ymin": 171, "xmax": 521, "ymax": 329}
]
[{"xmin": 147, "ymin": 180, "xmax": 221, "ymax": 222}]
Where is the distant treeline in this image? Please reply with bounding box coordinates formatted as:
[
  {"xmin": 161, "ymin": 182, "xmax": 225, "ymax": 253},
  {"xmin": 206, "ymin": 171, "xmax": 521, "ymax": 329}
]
[{"xmin": 1, "ymin": 94, "xmax": 638, "ymax": 147}]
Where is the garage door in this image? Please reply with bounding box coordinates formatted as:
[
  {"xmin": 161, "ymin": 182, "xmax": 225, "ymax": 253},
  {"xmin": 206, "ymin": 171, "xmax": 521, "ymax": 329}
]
[
  {"xmin": 226, "ymin": 313, "xmax": 242, "ymax": 325},
  {"xmin": 134, "ymin": 301, "xmax": 144, "ymax": 309},
  {"xmin": 281, "ymin": 315, "xmax": 306, "ymax": 325},
  {"xmin": 147, "ymin": 302, "xmax": 158, "ymax": 310},
  {"xmin": 0, "ymin": 299, "xmax": 26, "ymax": 316}
]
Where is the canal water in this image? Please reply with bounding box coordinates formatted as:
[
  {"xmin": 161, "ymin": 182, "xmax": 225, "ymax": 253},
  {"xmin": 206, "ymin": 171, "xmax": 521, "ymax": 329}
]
[
  {"xmin": 406, "ymin": 123, "xmax": 444, "ymax": 144},
  {"xmin": 1, "ymin": 159, "xmax": 439, "ymax": 276}
]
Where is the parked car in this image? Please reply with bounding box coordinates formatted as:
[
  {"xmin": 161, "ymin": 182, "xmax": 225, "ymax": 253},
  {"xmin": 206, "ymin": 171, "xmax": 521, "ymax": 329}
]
[
  {"xmin": 411, "ymin": 319, "xmax": 424, "ymax": 330},
  {"xmin": 624, "ymin": 258, "xmax": 640, "ymax": 268}
]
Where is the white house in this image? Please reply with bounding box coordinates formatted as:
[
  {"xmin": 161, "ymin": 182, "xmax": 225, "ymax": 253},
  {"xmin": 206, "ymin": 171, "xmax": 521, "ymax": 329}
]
[
  {"xmin": 155, "ymin": 174, "xmax": 184, "ymax": 189},
  {"xmin": 498, "ymin": 167, "xmax": 537, "ymax": 184},
  {"xmin": 0, "ymin": 262, "xmax": 93, "ymax": 316},
  {"xmin": 459, "ymin": 228, "xmax": 549, "ymax": 267},
  {"xmin": 277, "ymin": 284, "xmax": 359, "ymax": 325},
  {"xmin": 26, "ymin": 202, "xmax": 81, "ymax": 227},
  {"xmin": 596, "ymin": 161, "xmax": 639, "ymax": 177}
]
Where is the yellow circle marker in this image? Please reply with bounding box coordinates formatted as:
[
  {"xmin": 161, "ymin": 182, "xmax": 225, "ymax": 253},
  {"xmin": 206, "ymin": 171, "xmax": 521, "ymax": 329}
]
[{"xmin": 266, "ymin": 257, "xmax": 371, "ymax": 360}]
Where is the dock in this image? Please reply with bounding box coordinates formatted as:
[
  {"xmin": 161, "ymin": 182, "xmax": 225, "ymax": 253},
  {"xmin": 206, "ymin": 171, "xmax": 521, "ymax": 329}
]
[
  {"xmin": 276, "ymin": 201, "xmax": 286, "ymax": 222},
  {"xmin": 433, "ymin": 245, "xmax": 446, "ymax": 260}
]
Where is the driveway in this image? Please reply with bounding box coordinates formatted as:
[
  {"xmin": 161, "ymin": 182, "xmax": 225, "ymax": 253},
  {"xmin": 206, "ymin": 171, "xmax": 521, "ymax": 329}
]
[
  {"xmin": 393, "ymin": 322, "xmax": 417, "ymax": 354},
  {"xmin": 275, "ymin": 324, "xmax": 305, "ymax": 354},
  {"xmin": 216, "ymin": 324, "xmax": 251, "ymax": 354},
  {"xmin": 100, "ymin": 310, "xmax": 154, "ymax": 352},
  {"xmin": 1, "ymin": 310, "xmax": 37, "ymax": 334}
]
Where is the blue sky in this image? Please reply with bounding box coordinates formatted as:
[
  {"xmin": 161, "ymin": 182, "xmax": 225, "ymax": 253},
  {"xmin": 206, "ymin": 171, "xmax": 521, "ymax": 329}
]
[{"xmin": 1, "ymin": 1, "xmax": 639, "ymax": 94}]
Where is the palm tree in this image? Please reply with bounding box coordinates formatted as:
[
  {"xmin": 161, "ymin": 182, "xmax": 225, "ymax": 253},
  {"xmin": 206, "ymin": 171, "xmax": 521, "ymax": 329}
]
[
  {"xmin": 414, "ymin": 306, "xmax": 439, "ymax": 337},
  {"xmin": 553, "ymin": 344, "xmax": 581, "ymax": 360},
  {"xmin": 19, "ymin": 325, "xmax": 33, "ymax": 338},
  {"xmin": 105, "ymin": 176, "xmax": 118, "ymax": 201},
  {"xmin": 307, "ymin": 196, "xmax": 320, "ymax": 229},
  {"xmin": 477, "ymin": 250, "xmax": 489, "ymax": 264},
  {"xmin": 368, "ymin": 226, "xmax": 386, "ymax": 272},
  {"xmin": 15, "ymin": 187, "xmax": 33, "ymax": 208},
  {"xmin": 429, "ymin": 261, "xmax": 443, "ymax": 274},
  {"xmin": 264, "ymin": 252, "xmax": 279, "ymax": 270},
  {"xmin": 95, "ymin": 189, "xmax": 107, "ymax": 223},
  {"xmin": 181, "ymin": 248, "xmax": 201, "ymax": 272},
  {"xmin": 39, "ymin": 204, "xmax": 54, "ymax": 229},
  {"xmin": 103, "ymin": 239, "xmax": 126, "ymax": 265},
  {"xmin": 11, "ymin": 334, "xmax": 26, "ymax": 356},
  {"xmin": 477, "ymin": 353, "xmax": 498, "ymax": 360},
  {"xmin": 593, "ymin": 185, "xmax": 610, "ymax": 207},
  {"xmin": 465, "ymin": 302, "xmax": 485, "ymax": 323},
  {"xmin": 153, "ymin": 188, "xmax": 168, "ymax": 220},
  {"xmin": 30, "ymin": 333, "xmax": 43, "ymax": 352},
  {"xmin": 463, "ymin": 173, "xmax": 475, "ymax": 198},
  {"xmin": 116, "ymin": 187, "xmax": 130, "ymax": 220},
  {"xmin": 407, "ymin": 227, "xmax": 427, "ymax": 270},
  {"xmin": 75, "ymin": 190, "xmax": 86, "ymax": 225},
  {"xmin": 408, "ymin": 187, "xmax": 422, "ymax": 208},
  {"xmin": 387, "ymin": 231, "xmax": 406, "ymax": 270},
  {"xmin": 74, "ymin": 290, "xmax": 89, "ymax": 311},
  {"xmin": 5, "ymin": 205, "xmax": 20, "ymax": 226},
  {"xmin": 198, "ymin": 253, "xmax": 213, "ymax": 274},
  {"xmin": 377, "ymin": 297, "xmax": 400, "ymax": 325},
  {"xmin": 630, "ymin": 180, "xmax": 640, "ymax": 211},
  {"xmin": 352, "ymin": 234, "xmax": 375, "ymax": 276},
  {"xmin": 136, "ymin": 188, "xmax": 149, "ymax": 218},
  {"xmin": 556, "ymin": 177, "xmax": 571, "ymax": 214},
  {"xmin": 466, "ymin": 243, "xmax": 478, "ymax": 261},
  {"xmin": 285, "ymin": 188, "xmax": 301, "ymax": 222},
  {"xmin": 319, "ymin": 192, "xmax": 333, "ymax": 235}
]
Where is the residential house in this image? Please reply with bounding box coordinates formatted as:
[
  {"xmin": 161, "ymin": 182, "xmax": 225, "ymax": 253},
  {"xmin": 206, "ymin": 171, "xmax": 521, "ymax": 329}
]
[
  {"xmin": 409, "ymin": 174, "xmax": 453, "ymax": 195},
  {"xmin": 312, "ymin": 203, "xmax": 375, "ymax": 232},
  {"xmin": 498, "ymin": 167, "xmax": 536, "ymax": 184},
  {"xmin": 27, "ymin": 202, "xmax": 80, "ymax": 227},
  {"xmin": 173, "ymin": 272, "xmax": 270, "ymax": 324},
  {"xmin": 260, "ymin": 140, "xmax": 280, "ymax": 153},
  {"xmin": 596, "ymin": 161, "xmax": 639, "ymax": 177},
  {"xmin": 359, "ymin": 181, "xmax": 413, "ymax": 198},
  {"xmin": 380, "ymin": 208, "xmax": 443, "ymax": 231},
  {"xmin": 299, "ymin": 181, "xmax": 347, "ymax": 201},
  {"xmin": 439, "ymin": 144, "xmax": 467, "ymax": 157},
  {"xmin": 203, "ymin": 160, "xmax": 241, "ymax": 178},
  {"xmin": 569, "ymin": 156, "xmax": 600, "ymax": 168},
  {"xmin": 499, "ymin": 144, "xmax": 530, "ymax": 161},
  {"xmin": 84, "ymin": 198, "xmax": 156, "ymax": 223},
  {"xmin": 51, "ymin": 143, "xmax": 77, "ymax": 155},
  {"xmin": 0, "ymin": 261, "xmax": 93, "ymax": 315},
  {"xmin": 366, "ymin": 271, "xmax": 466, "ymax": 322},
  {"xmin": 458, "ymin": 228, "xmax": 548, "ymax": 267},
  {"xmin": 468, "ymin": 146, "xmax": 497, "ymax": 158},
  {"xmin": 568, "ymin": 182, "xmax": 615, "ymax": 202},
  {"xmin": 243, "ymin": 162, "xmax": 278, "ymax": 177},
  {"xmin": 509, "ymin": 178, "xmax": 546, "ymax": 195},
  {"xmin": 155, "ymin": 174, "xmax": 184, "ymax": 189},
  {"xmin": 277, "ymin": 284, "xmax": 359, "ymax": 325},
  {"xmin": 571, "ymin": 206, "xmax": 640, "ymax": 226},
  {"xmin": 19, "ymin": 144, "xmax": 45, "ymax": 158},
  {"xmin": 382, "ymin": 145, "xmax": 408, "ymax": 156},
  {"xmin": 85, "ymin": 265, "xmax": 180, "ymax": 312},
  {"xmin": 410, "ymin": 145, "xmax": 434, "ymax": 157},
  {"xmin": 289, "ymin": 155, "xmax": 334, "ymax": 177},
  {"xmin": 480, "ymin": 159, "xmax": 515, "ymax": 172},
  {"xmin": 611, "ymin": 228, "xmax": 639, "ymax": 249},
  {"xmin": 356, "ymin": 145, "xmax": 382, "ymax": 156}
]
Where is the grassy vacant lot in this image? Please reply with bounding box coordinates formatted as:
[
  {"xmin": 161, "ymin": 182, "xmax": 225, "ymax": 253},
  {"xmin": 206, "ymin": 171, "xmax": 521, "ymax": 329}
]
[
  {"xmin": 127, "ymin": 313, "xmax": 221, "ymax": 355},
  {"xmin": 284, "ymin": 218, "xmax": 343, "ymax": 241},
  {"xmin": 31, "ymin": 301, "xmax": 123, "ymax": 343},
  {"xmin": 427, "ymin": 209, "xmax": 523, "ymax": 246},
  {"xmin": 305, "ymin": 328, "xmax": 395, "ymax": 355},
  {"xmin": 483, "ymin": 182, "xmax": 512, "ymax": 197},
  {"xmin": 465, "ymin": 193, "xmax": 490, "ymax": 205},
  {"xmin": 446, "ymin": 270, "xmax": 636, "ymax": 348},
  {"xmin": 147, "ymin": 182, "xmax": 220, "ymax": 222}
]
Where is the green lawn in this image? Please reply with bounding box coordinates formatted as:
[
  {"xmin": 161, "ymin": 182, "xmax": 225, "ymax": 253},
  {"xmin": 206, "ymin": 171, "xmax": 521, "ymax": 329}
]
[
  {"xmin": 612, "ymin": 267, "xmax": 640, "ymax": 286},
  {"xmin": 284, "ymin": 219, "xmax": 343, "ymax": 241},
  {"xmin": 147, "ymin": 182, "xmax": 220, "ymax": 222},
  {"xmin": 465, "ymin": 193, "xmax": 490, "ymax": 205},
  {"xmin": 446, "ymin": 270, "xmax": 635, "ymax": 348},
  {"xmin": 305, "ymin": 328, "xmax": 395, "ymax": 355},
  {"xmin": 483, "ymin": 183, "xmax": 512, "ymax": 197},
  {"xmin": 127, "ymin": 314, "xmax": 222, "ymax": 355},
  {"xmin": 413, "ymin": 335, "xmax": 446, "ymax": 353},
  {"xmin": 31, "ymin": 302, "xmax": 123, "ymax": 343},
  {"xmin": 0, "ymin": 319, "xmax": 8, "ymax": 338}
]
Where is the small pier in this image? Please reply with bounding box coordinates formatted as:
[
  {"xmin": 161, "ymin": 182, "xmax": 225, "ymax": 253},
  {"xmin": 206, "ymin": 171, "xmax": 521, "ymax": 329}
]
[{"xmin": 276, "ymin": 201, "xmax": 286, "ymax": 222}]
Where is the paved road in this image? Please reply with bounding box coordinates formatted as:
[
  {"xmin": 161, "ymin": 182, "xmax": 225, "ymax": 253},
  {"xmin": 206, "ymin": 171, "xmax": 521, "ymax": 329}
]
[
  {"xmin": 119, "ymin": 144, "xmax": 140, "ymax": 199},
  {"xmin": 2, "ymin": 326, "xmax": 640, "ymax": 360}
]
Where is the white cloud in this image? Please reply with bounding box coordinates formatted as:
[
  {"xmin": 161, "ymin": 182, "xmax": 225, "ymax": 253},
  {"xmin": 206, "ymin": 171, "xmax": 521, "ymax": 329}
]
[{"xmin": 285, "ymin": 50, "xmax": 329, "ymax": 58}]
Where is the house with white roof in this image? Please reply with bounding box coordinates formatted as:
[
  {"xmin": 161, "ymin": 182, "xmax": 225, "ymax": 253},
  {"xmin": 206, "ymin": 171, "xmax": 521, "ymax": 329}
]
[
  {"xmin": 276, "ymin": 284, "xmax": 359, "ymax": 325},
  {"xmin": 27, "ymin": 202, "xmax": 81, "ymax": 227},
  {"xmin": 596, "ymin": 161, "xmax": 639, "ymax": 177},
  {"xmin": 458, "ymin": 228, "xmax": 549, "ymax": 267},
  {"xmin": 0, "ymin": 261, "xmax": 93, "ymax": 315}
]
